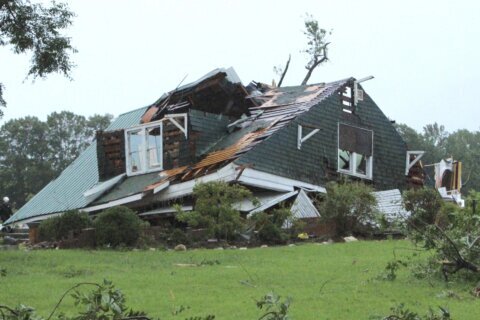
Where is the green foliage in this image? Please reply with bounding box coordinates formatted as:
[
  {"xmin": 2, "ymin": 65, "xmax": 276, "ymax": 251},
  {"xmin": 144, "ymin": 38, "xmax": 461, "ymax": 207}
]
[
  {"xmin": 252, "ymin": 207, "xmax": 291, "ymax": 244},
  {"xmin": 256, "ymin": 292, "xmax": 292, "ymax": 320},
  {"xmin": 47, "ymin": 111, "xmax": 113, "ymax": 172},
  {"xmin": 176, "ymin": 181, "xmax": 253, "ymax": 240},
  {"xmin": 168, "ymin": 228, "xmax": 189, "ymax": 245},
  {"xmin": 396, "ymin": 122, "xmax": 480, "ymax": 194},
  {"xmin": 318, "ymin": 181, "xmax": 377, "ymax": 236},
  {"xmin": 93, "ymin": 206, "xmax": 142, "ymax": 247},
  {"xmin": 65, "ymin": 279, "xmax": 147, "ymax": 320},
  {"xmin": 0, "ymin": 112, "xmax": 112, "ymax": 209},
  {"xmin": 0, "ymin": 0, "xmax": 76, "ymax": 115},
  {"xmin": 38, "ymin": 210, "xmax": 91, "ymax": 242},
  {"xmin": 371, "ymin": 303, "xmax": 450, "ymax": 320},
  {"xmin": 0, "ymin": 304, "xmax": 42, "ymax": 320},
  {"xmin": 301, "ymin": 14, "xmax": 331, "ymax": 85},
  {"xmin": 402, "ymin": 188, "xmax": 480, "ymax": 281},
  {"xmin": 381, "ymin": 260, "xmax": 408, "ymax": 281},
  {"xmin": 402, "ymin": 188, "xmax": 443, "ymax": 238}
]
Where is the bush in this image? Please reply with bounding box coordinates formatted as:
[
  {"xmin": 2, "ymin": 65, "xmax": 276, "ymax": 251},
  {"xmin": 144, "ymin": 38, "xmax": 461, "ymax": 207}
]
[
  {"xmin": 318, "ymin": 181, "xmax": 377, "ymax": 236},
  {"xmin": 94, "ymin": 206, "xmax": 142, "ymax": 247},
  {"xmin": 402, "ymin": 187, "xmax": 443, "ymax": 232},
  {"xmin": 176, "ymin": 181, "xmax": 254, "ymax": 240},
  {"xmin": 38, "ymin": 210, "xmax": 91, "ymax": 241},
  {"xmin": 253, "ymin": 207, "xmax": 291, "ymax": 244}
]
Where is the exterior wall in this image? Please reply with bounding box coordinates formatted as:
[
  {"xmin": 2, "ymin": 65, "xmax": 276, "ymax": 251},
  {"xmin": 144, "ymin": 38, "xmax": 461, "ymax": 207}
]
[{"xmin": 235, "ymin": 89, "xmax": 407, "ymax": 191}]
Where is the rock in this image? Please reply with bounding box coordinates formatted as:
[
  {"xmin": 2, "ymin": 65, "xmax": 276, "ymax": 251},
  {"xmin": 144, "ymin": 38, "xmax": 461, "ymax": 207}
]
[
  {"xmin": 344, "ymin": 236, "xmax": 358, "ymax": 242},
  {"xmin": 149, "ymin": 247, "xmax": 156, "ymax": 251},
  {"xmin": 239, "ymin": 247, "xmax": 248, "ymax": 250},
  {"xmin": 288, "ymin": 244, "xmax": 296, "ymax": 247},
  {"xmin": 260, "ymin": 245, "xmax": 268, "ymax": 248},
  {"xmin": 228, "ymin": 245, "xmax": 237, "ymax": 249},
  {"xmin": 174, "ymin": 244, "xmax": 187, "ymax": 251},
  {"xmin": 3, "ymin": 236, "xmax": 18, "ymax": 245},
  {"xmin": 214, "ymin": 247, "xmax": 224, "ymax": 250}
]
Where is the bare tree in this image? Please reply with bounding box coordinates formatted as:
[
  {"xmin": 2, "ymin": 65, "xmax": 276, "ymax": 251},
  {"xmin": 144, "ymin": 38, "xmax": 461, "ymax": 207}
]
[
  {"xmin": 301, "ymin": 14, "xmax": 331, "ymax": 85},
  {"xmin": 273, "ymin": 54, "xmax": 291, "ymax": 88}
]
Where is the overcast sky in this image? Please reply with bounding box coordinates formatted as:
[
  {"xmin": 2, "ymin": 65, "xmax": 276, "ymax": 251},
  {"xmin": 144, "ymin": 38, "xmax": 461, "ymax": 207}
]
[{"xmin": 0, "ymin": 0, "xmax": 478, "ymax": 132}]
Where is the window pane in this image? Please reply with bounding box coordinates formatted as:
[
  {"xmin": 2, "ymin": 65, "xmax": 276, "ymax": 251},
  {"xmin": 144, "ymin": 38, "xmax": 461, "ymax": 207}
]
[
  {"xmin": 128, "ymin": 130, "xmax": 144, "ymax": 173},
  {"xmin": 355, "ymin": 154, "xmax": 367, "ymax": 175},
  {"xmin": 146, "ymin": 126, "xmax": 162, "ymax": 169},
  {"xmin": 338, "ymin": 149, "xmax": 351, "ymax": 171}
]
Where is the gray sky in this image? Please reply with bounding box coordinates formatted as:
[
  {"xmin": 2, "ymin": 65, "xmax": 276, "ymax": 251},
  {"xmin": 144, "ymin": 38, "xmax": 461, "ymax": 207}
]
[{"xmin": 1, "ymin": 0, "xmax": 479, "ymax": 132}]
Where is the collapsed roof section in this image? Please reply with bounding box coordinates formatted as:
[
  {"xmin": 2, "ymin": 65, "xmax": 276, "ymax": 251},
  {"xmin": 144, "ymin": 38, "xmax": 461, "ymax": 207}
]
[
  {"xmin": 142, "ymin": 67, "xmax": 254, "ymax": 122},
  {"xmin": 7, "ymin": 66, "xmax": 411, "ymax": 226},
  {"xmin": 87, "ymin": 77, "xmax": 350, "ymax": 212}
]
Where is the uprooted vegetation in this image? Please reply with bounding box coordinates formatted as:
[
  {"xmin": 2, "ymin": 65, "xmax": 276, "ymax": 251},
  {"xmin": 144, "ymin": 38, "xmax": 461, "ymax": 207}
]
[{"xmin": 378, "ymin": 187, "xmax": 480, "ymax": 296}]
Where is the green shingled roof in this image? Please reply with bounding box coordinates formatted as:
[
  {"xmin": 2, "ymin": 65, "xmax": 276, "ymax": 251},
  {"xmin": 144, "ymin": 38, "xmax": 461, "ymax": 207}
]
[{"xmin": 6, "ymin": 107, "xmax": 147, "ymax": 225}]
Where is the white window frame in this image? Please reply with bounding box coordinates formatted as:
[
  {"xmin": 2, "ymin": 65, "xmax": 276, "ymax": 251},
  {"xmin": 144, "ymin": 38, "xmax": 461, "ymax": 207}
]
[
  {"xmin": 125, "ymin": 120, "xmax": 164, "ymax": 176},
  {"xmin": 337, "ymin": 151, "xmax": 373, "ymax": 179},
  {"xmin": 337, "ymin": 123, "xmax": 374, "ymax": 180}
]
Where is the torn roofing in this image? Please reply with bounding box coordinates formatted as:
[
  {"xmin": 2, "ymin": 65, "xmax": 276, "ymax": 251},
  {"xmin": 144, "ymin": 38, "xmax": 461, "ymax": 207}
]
[
  {"xmin": 137, "ymin": 79, "xmax": 351, "ymax": 189},
  {"xmin": 7, "ymin": 69, "xmax": 351, "ymax": 224},
  {"xmin": 147, "ymin": 67, "xmax": 252, "ymax": 120},
  {"xmin": 5, "ymin": 107, "xmax": 148, "ymax": 225},
  {"xmin": 90, "ymin": 79, "xmax": 351, "ymax": 207}
]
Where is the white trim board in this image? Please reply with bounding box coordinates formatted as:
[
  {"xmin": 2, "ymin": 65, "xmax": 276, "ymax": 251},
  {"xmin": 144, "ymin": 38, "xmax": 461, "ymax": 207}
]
[
  {"xmin": 81, "ymin": 193, "xmax": 144, "ymax": 213},
  {"xmin": 247, "ymin": 190, "xmax": 299, "ymax": 218},
  {"xmin": 237, "ymin": 167, "xmax": 326, "ymax": 193},
  {"xmin": 139, "ymin": 205, "xmax": 193, "ymax": 217},
  {"xmin": 83, "ymin": 173, "xmax": 126, "ymax": 200}
]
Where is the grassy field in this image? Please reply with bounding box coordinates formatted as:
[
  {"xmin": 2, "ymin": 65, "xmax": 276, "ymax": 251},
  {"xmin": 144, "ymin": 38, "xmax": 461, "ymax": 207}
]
[{"xmin": 0, "ymin": 240, "xmax": 479, "ymax": 319}]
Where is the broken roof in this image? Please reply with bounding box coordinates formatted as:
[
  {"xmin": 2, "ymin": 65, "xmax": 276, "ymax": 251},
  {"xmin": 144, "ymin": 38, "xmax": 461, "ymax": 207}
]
[{"xmin": 6, "ymin": 68, "xmax": 350, "ymax": 225}]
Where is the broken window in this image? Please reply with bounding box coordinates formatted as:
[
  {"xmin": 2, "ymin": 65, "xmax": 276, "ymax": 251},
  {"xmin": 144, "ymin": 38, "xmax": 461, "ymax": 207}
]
[
  {"xmin": 125, "ymin": 121, "xmax": 163, "ymax": 176},
  {"xmin": 337, "ymin": 123, "xmax": 373, "ymax": 179}
]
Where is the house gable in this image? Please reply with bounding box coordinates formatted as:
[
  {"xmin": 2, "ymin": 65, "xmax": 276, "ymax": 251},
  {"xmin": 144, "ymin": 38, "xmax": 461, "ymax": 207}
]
[{"xmin": 235, "ymin": 84, "xmax": 407, "ymax": 190}]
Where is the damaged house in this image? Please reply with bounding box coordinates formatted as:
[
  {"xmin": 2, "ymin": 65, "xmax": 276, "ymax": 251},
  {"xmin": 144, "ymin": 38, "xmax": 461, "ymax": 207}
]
[{"xmin": 5, "ymin": 68, "xmax": 423, "ymax": 229}]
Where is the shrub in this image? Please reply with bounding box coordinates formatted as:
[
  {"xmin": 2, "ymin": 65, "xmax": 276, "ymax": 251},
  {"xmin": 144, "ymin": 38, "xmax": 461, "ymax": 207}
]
[
  {"xmin": 176, "ymin": 181, "xmax": 254, "ymax": 240},
  {"xmin": 38, "ymin": 210, "xmax": 91, "ymax": 241},
  {"xmin": 317, "ymin": 181, "xmax": 377, "ymax": 236},
  {"xmin": 402, "ymin": 187, "xmax": 443, "ymax": 232},
  {"xmin": 94, "ymin": 206, "xmax": 142, "ymax": 247},
  {"xmin": 253, "ymin": 207, "xmax": 292, "ymax": 244}
]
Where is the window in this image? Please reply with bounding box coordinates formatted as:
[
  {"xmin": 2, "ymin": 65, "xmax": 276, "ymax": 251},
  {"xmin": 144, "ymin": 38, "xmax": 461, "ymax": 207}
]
[
  {"xmin": 125, "ymin": 121, "xmax": 163, "ymax": 176},
  {"xmin": 337, "ymin": 123, "xmax": 373, "ymax": 179}
]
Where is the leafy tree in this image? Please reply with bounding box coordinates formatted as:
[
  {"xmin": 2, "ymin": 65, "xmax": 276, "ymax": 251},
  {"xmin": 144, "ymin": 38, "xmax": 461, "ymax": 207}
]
[
  {"xmin": 46, "ymin": 112, "xmax": 111, "ymax": 172},
  {"xmin": 0, "ymin": 0, "xmax": 76, "ymax": 117},
  {"xmin": 402, "ymin": 188, "xmax": 480, "ymax": 281},
  {"xmin": 176, "ymin": 181, "xmax": 253, "ymax": 240},
  {"xmin": 445, "ymin": 129, "xmax": 480, "ymax": 193},
  {"xmin": 402, "ymin": 187, "xmax": 443, "ymax": 233},
  {"xmin": 317, "ymin": 181, "xmax": 377, "ymax": 236},
  {"xmin": 86, "ymin": 113, "xmax": 114, "ymax": 136},
  {"xmin": 396, "ymin": 122, "xmax": 480, "ymax": 193},
  {"xmin": 301, "ymin": 14, "xmax": 331, "ymax": 85},
  {"xmin": 0, "ymin": 116, "xmax": 54, "ymax": 208},
  {"xmin": 0, "ymin": 111, "xmax": 111, "ymax": 209}
]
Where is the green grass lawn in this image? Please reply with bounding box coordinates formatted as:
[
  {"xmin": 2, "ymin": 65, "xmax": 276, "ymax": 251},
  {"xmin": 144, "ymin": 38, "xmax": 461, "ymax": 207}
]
[{"xmin": 1, "ymin": 240, "xmax": 479, "ymax": 319}]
